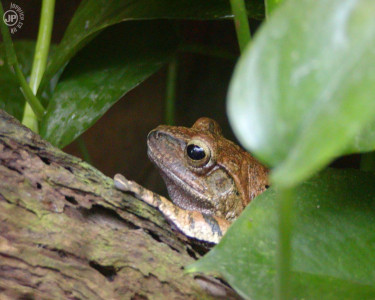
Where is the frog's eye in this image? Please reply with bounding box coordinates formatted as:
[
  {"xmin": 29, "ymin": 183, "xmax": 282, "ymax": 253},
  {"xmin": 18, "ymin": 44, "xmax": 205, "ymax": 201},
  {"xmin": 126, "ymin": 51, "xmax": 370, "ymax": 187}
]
[{"xmin": 185, "ymin": 139, "xmax": 211, "ymax": 167}]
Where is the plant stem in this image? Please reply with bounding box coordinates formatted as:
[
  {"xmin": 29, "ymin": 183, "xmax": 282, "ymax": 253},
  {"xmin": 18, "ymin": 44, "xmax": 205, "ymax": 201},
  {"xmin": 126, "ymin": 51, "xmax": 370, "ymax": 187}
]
[
  {"xmin": 229, "ymin": 0, "xmax": 251, "ymax": 52},
  {"xmin": 0, "ymin": 1, "xmax": 45, "ymax": 123},
  {"xmin": 265, "ymin": 1, "xmax": 291, "ymax": 297},
  {"xmin": 276, "ymin": 187, "xmax": 294, "ymax": 300},
  {"xmin": 179, "ymin": 43, "xmax": 237, "ymax": 60},
  {"xmin": 29, "ymin": 0, "xmax": 55, "ymax": 93},
  {"xmin": 165, "ymin": 55, "xmax": 178, "ymax": 125},
  {"xmin": 77, "ymin": 137, "xmax": 92, "ymax": 165},
  {"xmin": 21, "ymin": 0, "xmax": 55, "ymax": 130},
  {"xmin": 13, "ymin": 62, "xmax": 46, "ymax": 119},
  {"xmin": 360, "ymin": 152, "xmax": 375, "ymax": 173}
]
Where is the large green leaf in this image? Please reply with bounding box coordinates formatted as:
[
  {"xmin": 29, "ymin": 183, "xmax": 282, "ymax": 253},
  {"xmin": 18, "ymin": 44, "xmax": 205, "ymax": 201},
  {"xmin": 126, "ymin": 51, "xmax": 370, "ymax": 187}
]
[
  {"xmin": 40, "ymin": 0, "xmax": 264, "ymax": 93},
  {"xmin": 40, "ymin": 21, "xmax": 178, "ymax": 148},
  {"xmin": 227, "ymin": 0, "xmax": 375, "ymax": 187},
  {"xmin": 0, "ymin": 41, "xmax": 34, "ymax": 120},
  {"xmin": 188, "ymin": 168, "xmax": 375, "ymax": 299}
]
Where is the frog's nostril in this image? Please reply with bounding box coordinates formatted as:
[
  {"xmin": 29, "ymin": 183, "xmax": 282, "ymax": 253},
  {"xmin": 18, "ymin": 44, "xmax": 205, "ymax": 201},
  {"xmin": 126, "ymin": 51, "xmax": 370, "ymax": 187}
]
[{"xmin": 147, "ymin": 130, "xmax": 158, "ymax": 140}]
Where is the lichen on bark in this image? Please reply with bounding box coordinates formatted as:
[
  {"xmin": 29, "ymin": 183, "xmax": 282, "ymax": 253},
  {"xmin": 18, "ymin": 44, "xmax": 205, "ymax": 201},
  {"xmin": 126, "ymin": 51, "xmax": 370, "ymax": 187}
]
[{"xmin": 0, "ymin": 110, "xmax": 238, "ymax": 300}]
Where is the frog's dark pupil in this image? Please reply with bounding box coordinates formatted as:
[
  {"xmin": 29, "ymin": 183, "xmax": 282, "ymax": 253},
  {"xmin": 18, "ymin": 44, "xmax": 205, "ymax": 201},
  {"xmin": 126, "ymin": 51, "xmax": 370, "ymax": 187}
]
[{"xmin": 187, "ymin": 144, "xmax": 205, "ymax": 160}]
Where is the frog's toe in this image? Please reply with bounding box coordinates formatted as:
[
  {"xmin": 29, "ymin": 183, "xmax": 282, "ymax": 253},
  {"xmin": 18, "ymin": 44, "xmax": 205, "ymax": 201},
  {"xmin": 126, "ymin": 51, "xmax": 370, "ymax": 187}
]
[{"xmin": 114, "ymin": 174, "xmax": 130, "ymax": 191}]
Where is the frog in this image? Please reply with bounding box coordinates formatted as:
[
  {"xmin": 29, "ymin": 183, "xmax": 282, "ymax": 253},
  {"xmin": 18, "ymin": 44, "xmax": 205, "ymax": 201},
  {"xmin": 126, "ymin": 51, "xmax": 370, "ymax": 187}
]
[{"xmin": 114, "ymin": 117, "xmax": 269, "ymax": 244}]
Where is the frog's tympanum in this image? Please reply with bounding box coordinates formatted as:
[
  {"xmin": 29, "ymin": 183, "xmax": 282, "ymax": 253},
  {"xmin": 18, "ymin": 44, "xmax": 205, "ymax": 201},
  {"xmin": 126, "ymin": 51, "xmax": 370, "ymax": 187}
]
[{"xmin": 114, "ymin": 118, "xmax": 268, "ymax": 243}]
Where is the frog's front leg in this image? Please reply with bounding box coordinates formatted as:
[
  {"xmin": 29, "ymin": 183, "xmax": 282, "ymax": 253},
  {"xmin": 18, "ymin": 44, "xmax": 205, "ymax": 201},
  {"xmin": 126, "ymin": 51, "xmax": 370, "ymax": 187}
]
[{"xmin": 114, "ymin": 174, "xmax": 230, "ymax": 244}]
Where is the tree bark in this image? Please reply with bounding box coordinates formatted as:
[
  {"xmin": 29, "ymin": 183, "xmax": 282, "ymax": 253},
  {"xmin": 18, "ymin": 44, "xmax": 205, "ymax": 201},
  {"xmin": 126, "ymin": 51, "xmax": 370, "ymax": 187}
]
[{"xmin": 0, "ymin": 110, "xmax": 238, "ymax": 300}]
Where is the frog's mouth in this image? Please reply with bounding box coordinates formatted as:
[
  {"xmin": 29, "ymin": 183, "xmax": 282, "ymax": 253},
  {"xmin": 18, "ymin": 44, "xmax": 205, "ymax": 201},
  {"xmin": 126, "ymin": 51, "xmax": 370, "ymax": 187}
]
[{"xmin": 147, "ymin": 130, "xmax": 215, "ymax": 214}]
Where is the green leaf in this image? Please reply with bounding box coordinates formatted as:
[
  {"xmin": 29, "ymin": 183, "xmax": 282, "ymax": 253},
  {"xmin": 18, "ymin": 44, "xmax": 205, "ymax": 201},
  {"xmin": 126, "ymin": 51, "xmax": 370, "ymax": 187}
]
[
  {"xmin": 40, "ymin": 0, "xmax": 264, "ymax": 93},
  {"xmin": 0, "ymin": 41, "xmax": 34, "ymax": 120},
  {"xmin": 265, "ymin": 0, "xmax": 284, "ymax": 17},
  {"xmin": 40, "ymin": 21, "xmax": 178, "ymax": 148},
  {"xmin": 0, "ymin": 41, "xmax": 58, "ymax": 120},
  {"xmin": 346, "ymin": 119, "xmax": 375, "ymax": 154},
  {"xmin": 188, "ymin": 168, "xmax": 375, "ymax": 299},
  {"xmin": 227, "ymin": 0, "xmax": 375, "ymax": 187}
]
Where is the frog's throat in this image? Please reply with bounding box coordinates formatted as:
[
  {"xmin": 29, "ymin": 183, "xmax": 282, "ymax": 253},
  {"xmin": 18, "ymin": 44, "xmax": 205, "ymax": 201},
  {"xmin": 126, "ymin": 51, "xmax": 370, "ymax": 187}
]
[
  {"xmin": 161, "ymin": 170, "xmax": 215, "ymax": 214},
  {"xmin": 148, "ymin": 148, "xmax": 214, "ymax": 213}
]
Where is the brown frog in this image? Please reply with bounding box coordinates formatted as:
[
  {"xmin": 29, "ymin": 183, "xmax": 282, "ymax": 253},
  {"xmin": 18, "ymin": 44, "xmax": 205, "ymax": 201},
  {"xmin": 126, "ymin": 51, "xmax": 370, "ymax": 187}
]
[{"xmin": 114, "ymin": 118, "xmax": 268, "ymax": 243}]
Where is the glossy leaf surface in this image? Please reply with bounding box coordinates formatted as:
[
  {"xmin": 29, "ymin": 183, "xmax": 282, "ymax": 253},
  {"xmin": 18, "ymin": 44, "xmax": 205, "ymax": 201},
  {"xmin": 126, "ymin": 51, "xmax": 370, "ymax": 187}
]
[
  {"xmin": 189, "ymin": 168, "xmax": 375, "ymax": 299},
  {"xmin": 40, "ymin": 22, "xmax": 178, "ymax": 147},
  {"xmin": 41, "ymin": 0, "xmax": 264, "ymax": 90},
  {"xmin": 228, "ymin": 0, "xmax": 375, "ymax": 187}
]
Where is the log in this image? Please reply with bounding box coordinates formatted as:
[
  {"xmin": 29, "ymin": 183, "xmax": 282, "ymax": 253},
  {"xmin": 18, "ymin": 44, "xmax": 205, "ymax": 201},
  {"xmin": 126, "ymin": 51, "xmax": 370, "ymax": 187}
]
[{"xmin": 0, "ymin": 110, "xmax": 238, "ymax": 300}]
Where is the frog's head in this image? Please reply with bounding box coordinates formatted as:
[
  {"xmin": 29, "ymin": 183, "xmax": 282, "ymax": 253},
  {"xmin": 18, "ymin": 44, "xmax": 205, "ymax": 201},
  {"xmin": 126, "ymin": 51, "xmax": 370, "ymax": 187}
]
[{"xmin": 147, "ymin": 117, "xmax": 268, "ymax": 220}]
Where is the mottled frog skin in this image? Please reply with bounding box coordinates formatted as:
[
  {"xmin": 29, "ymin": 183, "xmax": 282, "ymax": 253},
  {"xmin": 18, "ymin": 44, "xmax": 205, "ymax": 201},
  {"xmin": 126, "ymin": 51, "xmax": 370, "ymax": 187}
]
[{"xmin": 114, "ymin": 118, "xmax": 268, "ymax": 243}]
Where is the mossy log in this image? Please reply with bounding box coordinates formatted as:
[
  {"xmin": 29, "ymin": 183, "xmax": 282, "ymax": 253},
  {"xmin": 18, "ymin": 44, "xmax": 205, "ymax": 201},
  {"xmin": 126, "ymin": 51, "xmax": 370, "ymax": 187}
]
[{"xmin": 0, "ymin": 110, "xmax": 237, "ymax": 300}]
